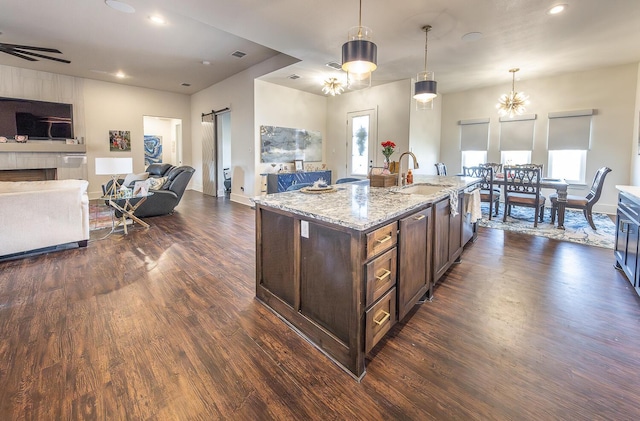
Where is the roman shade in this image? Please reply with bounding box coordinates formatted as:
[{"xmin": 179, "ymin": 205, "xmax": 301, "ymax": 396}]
[
  {"xmin": 459, "ymin": 118, "xmax": 490, "ymax": 151},
  {"xmin": 547, "ymin": 109, "xmax": 594, "ymax": 150},
  {"xmin": 499, "ymin": 114, "xmax": 537, "ymax": 150}
]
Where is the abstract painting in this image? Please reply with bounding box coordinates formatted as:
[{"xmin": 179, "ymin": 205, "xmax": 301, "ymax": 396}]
[
  {"xmin": 144, "ymin": 135, "xmax": 163, "ymax": 165},
  {"xmin": 260, "ymin": 125, "xmax": 322, "ymax": 163},
  {"xmin": 109, "ymin": 130, "xmax": 131, "ymax": 151}
]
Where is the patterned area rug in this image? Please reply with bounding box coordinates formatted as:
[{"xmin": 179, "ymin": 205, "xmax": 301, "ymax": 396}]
[
  {"xmin": 89, "ymin": 200, "xmax": 115, "ymax": 231},
  {"xmin": 477, "ymin": 204, "xmax": 616, "ymax": 249}
]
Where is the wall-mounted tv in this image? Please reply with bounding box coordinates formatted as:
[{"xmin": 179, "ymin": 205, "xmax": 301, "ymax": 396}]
[{"xmin": 0, "ymin": 97, "xmax": 74, "ymax": 140}]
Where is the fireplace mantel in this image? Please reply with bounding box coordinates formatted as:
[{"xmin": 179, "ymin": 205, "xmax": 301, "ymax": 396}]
[{"xmin": 0, "ymin": 143, "xmax": 86, "ymax": 153}]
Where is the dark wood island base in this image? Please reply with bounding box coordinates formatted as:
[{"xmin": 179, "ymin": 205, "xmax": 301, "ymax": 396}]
[{"xmin": 254, "ymin": 178, "xmax": 479, "ymax": 379}]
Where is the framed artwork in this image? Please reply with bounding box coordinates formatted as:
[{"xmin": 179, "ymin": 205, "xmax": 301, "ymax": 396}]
[
  {"xmin": 294, "ymin": 159, "xmax": 304, "ymax": 172},
  {"xmin": 260, "ymin": 125, "xmax": 322, "ymax": 163},
  {"xmin": 144, "ymin": 135, "xmax": 163, "ymax": 165},
  {"xmin": 109, "ymin": 130, "xmax": 131, "ymax": 151}
]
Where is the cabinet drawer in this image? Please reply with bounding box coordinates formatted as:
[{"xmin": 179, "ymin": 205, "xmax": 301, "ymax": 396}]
[
  {"xmin": 366, "ymin": 221, "xmax": 398, "ymax": 259},
  {"xmin": 365, "ymin": 287, "xmax": 397, "ymax": 353},
  {"xmin": 365, "ymin": 248, "xmax": 397, "ymax": 307}
]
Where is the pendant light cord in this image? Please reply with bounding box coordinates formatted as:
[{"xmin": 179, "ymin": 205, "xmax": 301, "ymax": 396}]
[{"xmin": 423, "ymin": 25, "xmax": 431, "ymax": 71}]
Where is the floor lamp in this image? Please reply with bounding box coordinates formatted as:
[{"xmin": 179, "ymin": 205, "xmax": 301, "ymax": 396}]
[{"xmin": 95, "ymin": 157, "xmax": 133, "ymax": 198}]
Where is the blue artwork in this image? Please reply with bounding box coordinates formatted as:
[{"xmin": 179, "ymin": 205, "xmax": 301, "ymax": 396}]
[
  {"xmin": 260, "ymin": 125, "xmax": 322, "ymax": 163},
  {"xmin": 144, "ymin": 135, "xmax": 162, "ymax": 166}
]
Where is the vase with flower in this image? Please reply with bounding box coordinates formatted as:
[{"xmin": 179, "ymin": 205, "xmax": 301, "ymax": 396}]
[{"xmin": 381, "ymin": 140, "xmax": 396, "ymax": 174}]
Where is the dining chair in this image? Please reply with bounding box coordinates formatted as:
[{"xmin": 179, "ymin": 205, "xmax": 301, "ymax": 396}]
[
  {"xmin": 550, "ymin": 167, "xmax": 612, "ymax": 230},
  {"xmin": 463, "ymin": 166, "xmax": 500, "ymax": 219},
  {"xmin": 514, "ymin": 163, "xmax": 544, "ymax": 176},
  {"xmin": 503, "ymin": 166, "xmax": 545, "ymax": 227},
  {"xmin": 480, "ymin": 162, "xmax": 503, "ymax": 174},
  {"xmin": 435, "ymin": 162, "xmax": 447, "ymax": 176}
]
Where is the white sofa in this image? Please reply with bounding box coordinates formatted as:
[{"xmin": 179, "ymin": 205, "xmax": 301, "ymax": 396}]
[{"xmin": 0, "ymin": 180, "xmax": 90, "ymax": 256}]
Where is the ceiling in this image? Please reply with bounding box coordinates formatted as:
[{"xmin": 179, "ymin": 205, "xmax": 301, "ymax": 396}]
[{"xmin": 1, "ymin": 0, "xmax": 640, "ymax": 96}]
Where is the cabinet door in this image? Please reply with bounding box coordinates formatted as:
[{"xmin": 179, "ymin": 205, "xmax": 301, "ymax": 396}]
[
  {"xmin": 398, "ymin": 207, "xmax": 431, "ymax": 321},
  {"xmin": 433, "ymin": 198, "xmax": 451, "ymax": 282}
]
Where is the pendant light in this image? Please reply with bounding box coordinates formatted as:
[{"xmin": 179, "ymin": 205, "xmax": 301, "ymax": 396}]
[
  {"xmin": 496, "ymin": 68, "xmax": 529, "ymax": 118},
  {"xmin": 341, "ymin": 0, "xmax": 377, "ymax": 90},
  {"xmin": 413, "ymin": 25, "xmax": 438, "ymax": 110}
]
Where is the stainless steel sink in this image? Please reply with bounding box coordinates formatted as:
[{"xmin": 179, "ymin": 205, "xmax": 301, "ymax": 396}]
[{"xmin": 394, "ymin": 184, "xmax": 449, "ymax": 195}]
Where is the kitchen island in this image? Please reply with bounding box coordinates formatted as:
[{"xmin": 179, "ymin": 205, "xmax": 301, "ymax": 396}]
[{"xmin": 253, "ymin": 175, "xmax": 479, "ymax": 379}]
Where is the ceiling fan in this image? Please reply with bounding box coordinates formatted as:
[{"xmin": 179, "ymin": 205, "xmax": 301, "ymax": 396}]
[{"xmin": 0, "ymin": 43, "xmax": 70, "ymax": 63}]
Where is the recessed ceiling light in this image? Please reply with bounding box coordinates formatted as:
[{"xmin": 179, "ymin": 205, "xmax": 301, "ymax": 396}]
[
  {"xmin": 115, "ymin": 71, "xmax": 126, "ymax": 78},
  {"xmin": 149, "ymin": 15, "xmax": 166, "ymax": 25},
  {"xmin": 547, "ymin": 4, "xmax": 567, "ymax": 15},
  {"xmin": 462, "ymin": 32, "xmax": 483, "ymax": 42},
  {"xmin": 201, "ymin": 60, "xmax": 211, "ymax": 65},
  {"xmin": 105, "ymin": 0, "xmax": 135, "ymax": 14}
]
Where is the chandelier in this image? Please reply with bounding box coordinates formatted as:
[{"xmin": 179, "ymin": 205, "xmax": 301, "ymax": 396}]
[
  {"xmin": 496, "ymin": 68, "xmax": 529, "ymax": 118},
  {"xmin": 413, "ymin": 25, "xmax": 437, "ymax": 110},
  {"xmin": 322, "ymin": 78, "xmax": 344, "ymax": 96}
]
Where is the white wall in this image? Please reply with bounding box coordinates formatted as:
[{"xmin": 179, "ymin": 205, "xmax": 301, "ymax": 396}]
[
  {"xmin": 441, "ymin": 63, "xmax": 639, "ymax": 214},
  {"xmin": 83, "ymin": 79, "xmax": 191, "ymax": 198},
  {"xmin": 409, "ymin": 90, "xmax": 442, "ymax": 175},
  {"xmin": 632, "ymin": 65, "xmax": 640, "ymax": 185},
  {"xmin": 190, "ymin": 54, "xmax": 299, "ymax": 205},
  {"xmin": 255, "ymin": 80, "xmax": 327, "ymax": 179},
  {"xmin": 325, "ymin": 79, "xmax": 412, "ymax": 180},
  {"xmin": 143, "ymin": 116, "xmax": 180, "ymax": 165},
  {"xmin": 0, "ymin": 65, "xmax": 192, "ymax": 199}
]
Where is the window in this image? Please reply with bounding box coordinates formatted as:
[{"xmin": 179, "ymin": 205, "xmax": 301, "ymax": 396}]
[
  {"xmin": 548, "ymin": 150, "xmax": 587, "ymax": 184},
  {"xmin": 547, "ymin": 109, "xmax": 593, "ymax": 184},
  {"xmin": 461, "ymin": 151, "xmax": 487, "ymax": 170},
  {"xmin": 501, "ymin": 150, "xmax": 532, "ymax": 167}
]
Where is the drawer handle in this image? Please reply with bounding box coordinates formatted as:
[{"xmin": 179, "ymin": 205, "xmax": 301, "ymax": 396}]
[
  {"xmin": 375, "ymin": 269, "xmax": 391, "ymax": 281},
  {"xmin": 376, "ymin": 234, "xmax": 392, "ymax": 244},
  {"xmin": 373, "ymin": 310, "xmax": 390, "ymax": 326},
  {"xmin": 414, "ymin": 214, "xmax": 426, "ymax": 221}
]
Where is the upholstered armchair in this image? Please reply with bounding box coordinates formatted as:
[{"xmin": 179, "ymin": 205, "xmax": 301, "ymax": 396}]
[{"xmin": 103, "ymin": 164, "xmax": 195, "ymax": 218}]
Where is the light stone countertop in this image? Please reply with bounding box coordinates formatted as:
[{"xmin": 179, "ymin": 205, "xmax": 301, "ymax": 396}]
[
  {"xmin": 252, "ymin": 175, "xmax": 480, "ymax": 231},
  {"xmin": 616, "ymin": 185, "xmax": 640, "ymax": 199}
]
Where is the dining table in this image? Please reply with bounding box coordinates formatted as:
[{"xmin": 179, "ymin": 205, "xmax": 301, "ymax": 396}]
[{"xmin": 495, "ymin": 174, "xmax": 569, "ymax": 229}]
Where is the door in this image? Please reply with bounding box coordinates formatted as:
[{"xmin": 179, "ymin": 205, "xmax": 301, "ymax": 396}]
[{"xmin": 346, "ymin": 109, "xmax": 377, "ymax": 177}]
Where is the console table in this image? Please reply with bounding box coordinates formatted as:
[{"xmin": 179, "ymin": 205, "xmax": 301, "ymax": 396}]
[{"xmin": 266, "ymin": 170, "xmax": 331, "ymax": 193}]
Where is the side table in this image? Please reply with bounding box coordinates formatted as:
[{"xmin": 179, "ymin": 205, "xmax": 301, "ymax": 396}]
[{"xmin": 103, "ymin": 192, "xmax": 154, "ymax": 234}]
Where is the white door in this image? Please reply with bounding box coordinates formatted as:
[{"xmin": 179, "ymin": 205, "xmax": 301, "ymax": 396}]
[{"xmin": 346, "ymin": 109, "xmax": 377, "ymax": 176}]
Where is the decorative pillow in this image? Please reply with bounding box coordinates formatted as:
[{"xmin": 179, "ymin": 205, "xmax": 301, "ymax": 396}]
[
  {"xmin": 146, "ymin": 176, "xmax": 168, "ymax": 190},
  {"xmin": 123, "ymin": 172, "xmax": 149, "ymax": 187}
]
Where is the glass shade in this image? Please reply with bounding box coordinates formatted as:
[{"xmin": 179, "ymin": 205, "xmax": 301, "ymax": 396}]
[
  {"xmin": 414, "ymin": 71, "xmax": 437, "ymax": 110},
  {"xmin": 342, "ymin": 26, "xmax": 377, "ymax": 90}
]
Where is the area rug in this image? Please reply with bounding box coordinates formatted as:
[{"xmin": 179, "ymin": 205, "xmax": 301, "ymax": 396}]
[
  {"xmin": 477, "ymin": 204, "xmax": 616, "ymax": 249},
  {"xmin": 89, "ymin": 200, "xmax": 114, "ymax": 231}
]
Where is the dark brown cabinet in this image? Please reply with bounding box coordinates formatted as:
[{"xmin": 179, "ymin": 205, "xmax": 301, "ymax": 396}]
[
  {"xmin": 433, "ymin": 192, "xmax": 464, "ymax": 283},
  {"xmin": 615, "ymin": 191, "xmax": 640, "ymax": 296},
  {"xmin": 397, "ymin": 207, "xmax": 432, "ymax": 321}
]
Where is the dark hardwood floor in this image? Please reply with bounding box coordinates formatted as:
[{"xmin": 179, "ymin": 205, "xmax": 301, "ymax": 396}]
[{"xmin": 1, "ymin": 190, "xmax": 639, "ymax": 420}]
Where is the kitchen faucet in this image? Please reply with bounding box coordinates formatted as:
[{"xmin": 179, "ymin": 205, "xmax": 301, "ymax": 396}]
[{"xmin": 397, "ymin": 151, "xmax": 420, "ymax": 186}]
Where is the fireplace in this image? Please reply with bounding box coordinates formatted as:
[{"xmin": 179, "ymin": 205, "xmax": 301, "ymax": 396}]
[{"xmin": 0, "ymin": 168, "xmax": 57, "ymax": 182}]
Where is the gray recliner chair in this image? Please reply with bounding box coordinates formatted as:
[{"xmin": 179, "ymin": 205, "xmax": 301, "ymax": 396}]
[{"xmin": 103, "ymin": 163, "xmax": 195, "ymax": 218}]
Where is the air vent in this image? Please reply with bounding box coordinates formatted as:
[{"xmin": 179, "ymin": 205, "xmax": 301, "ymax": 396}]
[
  {"xmin": 288, "ymin": 74, "xmax": 301, "ymax": 80},
  {"xmin": 181, "ymin": 82, "xmax": 191, "ymax": 87},
  {"xmin": 325, "ymin": 61, "xmax": 342, "ymax": 70},
  {"xmin": 231, "ymin": 50, "xmax": 246, "ymax": 58}
]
